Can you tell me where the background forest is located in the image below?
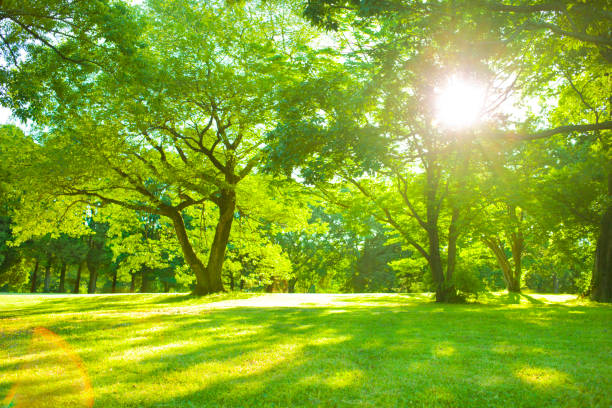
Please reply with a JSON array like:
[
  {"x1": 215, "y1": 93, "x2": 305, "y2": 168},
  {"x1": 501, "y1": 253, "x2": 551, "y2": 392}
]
[{"x1": 0, "y1": 0, "x2": 610, "y2": 303}]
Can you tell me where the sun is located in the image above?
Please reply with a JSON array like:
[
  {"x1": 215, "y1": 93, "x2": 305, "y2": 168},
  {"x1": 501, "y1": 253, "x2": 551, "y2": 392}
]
[{"x1": 435, "y1": 76, "x2": 486, "y2": 130}]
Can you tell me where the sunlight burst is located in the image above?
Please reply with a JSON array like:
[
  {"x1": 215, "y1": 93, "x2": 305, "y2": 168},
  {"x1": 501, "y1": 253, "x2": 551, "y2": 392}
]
[{"x1": 435, "y1": 76, "x2": 486, "y2": 129}]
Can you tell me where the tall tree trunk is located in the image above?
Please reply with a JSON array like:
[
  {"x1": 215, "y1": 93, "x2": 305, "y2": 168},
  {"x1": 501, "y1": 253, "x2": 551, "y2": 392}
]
[
  {"x1": 130, "y1": 273, "x2": 136, "y2": 293},
  {"x1": 484, "y1": 237, "x2": 521, "y2": 293},
  {"x1": 288, "y1": 277, "x2": 298, "y2": 293},
  {"x1": 591, "y1": 167, "x2": 612, "y2": 302},
  {"x1": 111, "y1": 268, "x2": 118, "y2": 293},
  {"x1": 424, "y1": 161, "x2": 457, "y2": 303},
  {"x1": 170, "y1": 210, "x2": 211, "y2": 295},
  {"x1": 73, "y1": 262, "x2": 82, "y2": 294},
  {"x1": 163, "y1": 281, "x2": 170, "y2": 293},
  {"x1": 140, "y1": 267, "x2": 149, "y2": 293},
  {"x1": 30, "y1": 259, "x2": 39, "y2": 293},
  {"x1": 428, "y1": 228, "x2": 447, "y2": 302},
  {"x1": 591, "y1": 204, "x2": 612, "y2": 302},
  {"x1": 205, "y1": 190, "x2": 236, "y2": 293},
  {"x1": 509, "y1": 211, "x2": 524, "y2": 293},
  {"x1": 229, "y1": 271, "x2": 234, "y2": 291},
  {"x1": 43, "y1": 256, "x2": 52, "y2": 292},
  {"x1": 425, "y1": 170, "x2": 445, "y2": 302},
  {"x1": 446, "y1": 207, "x2": 460, "y2": 285},
  {"x1": 57, "y1": 262, "x2": 66, "y2": 293},
  {"x1": 88, "y1": 268, "x2": 97, "y2": 294}
]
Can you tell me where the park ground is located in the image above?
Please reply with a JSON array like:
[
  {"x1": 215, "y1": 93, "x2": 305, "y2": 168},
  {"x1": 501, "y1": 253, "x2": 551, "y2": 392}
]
[{"x1": 0, "y1": 292, "x2": 611, "y2": 407}]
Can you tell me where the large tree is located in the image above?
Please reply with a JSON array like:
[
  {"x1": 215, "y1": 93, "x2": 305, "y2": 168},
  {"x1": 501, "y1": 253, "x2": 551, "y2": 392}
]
[
  {"x1": 267, "y1": 2, "x2": 518, "y2": 301},
  {"x1": 6, "y1": 0, "x2": 316, "y2": 295},
  {"x1": 297, "y1": 0, "x2": 612, "y2": 301}
]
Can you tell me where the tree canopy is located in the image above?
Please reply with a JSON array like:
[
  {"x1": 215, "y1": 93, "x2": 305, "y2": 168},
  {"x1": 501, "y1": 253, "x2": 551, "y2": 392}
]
[{"x1": 0, "y1": 0, "x2": 609, "y2": 302}]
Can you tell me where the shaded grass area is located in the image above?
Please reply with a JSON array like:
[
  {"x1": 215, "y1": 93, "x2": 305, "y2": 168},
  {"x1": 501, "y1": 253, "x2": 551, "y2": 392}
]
[{"x1": 1, "y1": 293, "x2": 611, "y2": 407}]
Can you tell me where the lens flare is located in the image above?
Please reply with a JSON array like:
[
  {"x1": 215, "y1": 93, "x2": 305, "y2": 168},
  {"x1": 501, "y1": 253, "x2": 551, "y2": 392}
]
[
  {"x1": 435, "y1": 76, "x2": 486, "y2": 129},
  {"x1": 3, "y1": 327, "x2": 94, "y2": 408}
]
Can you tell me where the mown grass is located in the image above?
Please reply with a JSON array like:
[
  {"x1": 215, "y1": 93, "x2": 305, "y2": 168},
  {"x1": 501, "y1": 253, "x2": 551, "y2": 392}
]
[{"x1": 0, "y1": 292, "x2": 611, "y2": 407}]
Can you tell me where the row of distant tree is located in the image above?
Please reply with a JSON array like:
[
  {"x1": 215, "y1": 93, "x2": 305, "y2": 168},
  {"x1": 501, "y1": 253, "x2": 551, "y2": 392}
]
[{"x1": 0, "y1": 160, "x2": 591, "y2": 297}]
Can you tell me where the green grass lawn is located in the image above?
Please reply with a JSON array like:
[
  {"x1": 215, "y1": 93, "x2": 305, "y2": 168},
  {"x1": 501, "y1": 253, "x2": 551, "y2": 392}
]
[{"x1": 1, "y1": 292, "x2": 611, "y2": 407}]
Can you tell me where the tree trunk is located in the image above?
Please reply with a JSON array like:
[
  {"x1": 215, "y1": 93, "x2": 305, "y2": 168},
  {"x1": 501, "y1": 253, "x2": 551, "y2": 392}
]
[
  {"x1": 423, "y1": 163, "x2": 456, "y2": 303},
  {"x1": 111, "y1": 268, "x2": 118, "y2": 293},
  {"x1": 509, "y1": 222, "x2": 524, "y2": 293},
  {"x1": 73, "y1": 262, "x2": 82, "y2": 294},
  {"x1": 130, "y1": 273, "x2": 136, "y2": 293},
  {"x1": 507, "y1": 275, "x2": 521, "y2": 293},
  {"x1": 428, "y1": 228, "x2": 447, "y2": 302},
  {"x1": 170, "y1": 210, "x2": 211, "y2": 295},
  {"x1": 43, "y1": 256, "x2": 52, "y2": 293},
  {"x1": 288, "y1": 277, "x2": 298, "y2": 293},
  {"x1": 88, "y1": 268, "x2": 97, "y2": 294},
  {"x1": 591, "y1": 203, "x2": 612, "y2": 302},
  {"x1": 446, "y1": 207, "x2": 460, "y2": 285},
  {"x1": 484, "y1": 237, "x2": 521, "y2": 293},
  {"x1": 58, "y1": 262, "x2": 66, "y2": 293},
  {"x1": 30, "y1": 259, "x2": 39, "y2": 293},
  {"x1": 140, "y1": 267, "x2": 150, "y2": 293},
  {"x1": 591, "y1": 165, "x2": 612, "y2": 302},
  {"x1": 205, "y1": 190, "x2": 236, "y2": 293},
  {"x1": 163, "y1": 281, "x2": 170, "y2": 293},
  {"x1": 229, "y1": 271, "x2": 234, "y2": 291}
]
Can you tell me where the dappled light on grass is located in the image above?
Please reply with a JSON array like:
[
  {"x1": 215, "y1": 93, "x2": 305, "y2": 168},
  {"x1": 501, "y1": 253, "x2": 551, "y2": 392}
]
[
  {"x1": 1, "y1": 293, "x2": 611, "y2": 407},
  {"x1": 324, "y1": 369, "x2": 364, "y2": 389},
  {"x1": 479, "y1": 292, "x2": 582, "y2": 306},
  {"x1": 516, "y1": 366, "x2": 570, "y2": 387},
  {"x1": 433, "y1": 342, "x2": 456, "y2": 357}
]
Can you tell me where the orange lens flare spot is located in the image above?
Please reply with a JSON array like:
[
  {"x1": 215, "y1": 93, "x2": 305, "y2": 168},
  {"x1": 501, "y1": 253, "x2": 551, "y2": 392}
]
[{"x1": 4, "y1": 327, "x2": 94, "y2": 408}]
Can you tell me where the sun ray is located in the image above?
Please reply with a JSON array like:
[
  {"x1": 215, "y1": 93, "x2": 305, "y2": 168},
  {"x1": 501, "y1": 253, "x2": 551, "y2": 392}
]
[{"x1": 435, "y1": 76, "x2": 486, "y2": 129}]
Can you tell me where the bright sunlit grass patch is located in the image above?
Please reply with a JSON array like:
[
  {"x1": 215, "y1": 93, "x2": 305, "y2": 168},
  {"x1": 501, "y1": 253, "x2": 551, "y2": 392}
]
[
  {"x1": 515, "y1": 366, "x2": 569, "y2": 387},
  {"x1": 0, "y1": 293, "x2": 611, "y2": 407}
]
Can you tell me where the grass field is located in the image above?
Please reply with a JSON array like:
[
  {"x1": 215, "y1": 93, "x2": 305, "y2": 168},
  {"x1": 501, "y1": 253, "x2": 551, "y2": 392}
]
[{"x1": 1, "y1": 292, "x2": 611, "y2": 407}]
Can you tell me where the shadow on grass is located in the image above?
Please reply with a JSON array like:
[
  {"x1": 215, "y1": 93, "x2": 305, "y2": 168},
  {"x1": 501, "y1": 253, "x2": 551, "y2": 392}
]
[
  {"x1": 479, "y1": 292, "x2": 547, "y2": 305},
  {"x1": 0, "y1": 292, "x2": 258, "y2": 319},
  {"x1": 2, "y1": 295, "x2": 612, "y2": 407}
]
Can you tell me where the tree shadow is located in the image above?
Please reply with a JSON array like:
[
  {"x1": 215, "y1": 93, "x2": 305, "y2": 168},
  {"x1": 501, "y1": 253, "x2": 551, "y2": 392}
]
[{"x1": 2, "y1": 296, "x2": 611, "y2": 407}]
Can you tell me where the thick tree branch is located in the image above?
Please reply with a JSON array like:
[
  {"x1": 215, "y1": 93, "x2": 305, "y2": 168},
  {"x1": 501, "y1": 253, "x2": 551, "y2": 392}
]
[
  {"x1": 523, "y1": 21, "x2": 612, "y2": 48},
  {"x1": 175, "y1": 194, "x2": 207, "y2": 212},
  {"x1": 487, "y1": 2, "x2": 565, "y2": 13},
  {"x1": 238, "y1": 154, "x2": 261, "y2": 180},
  {"x1": 342, "y1": 176, "x2": 430, "y2": 260},
  {"x1": 395, "y1": 173, "x2": 427, "y2": 229},
  {"x1": 162, "y1": 124, "x2": 228, "y2": 173},
  {"x1": 8, "y1": 17, "x2": 101, "y2": 67},
  {"x1": 496, "y1": 120, "x2": 612, "y2": 140},
  {"x1": 62, "y1": 189, "x2": 165, "y2": 215}
]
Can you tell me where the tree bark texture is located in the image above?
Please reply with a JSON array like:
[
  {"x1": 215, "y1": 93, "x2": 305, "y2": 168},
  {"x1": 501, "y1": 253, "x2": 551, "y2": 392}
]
[
  {"x1": 591, "y1": 204, "x2": 612, "y2": 302},
  {"x1": 111, "y1": 268, "x2": 118, "y2": 293},
  {"x1": 58, "y1": 262, "x2": 66, "y2": 293},
  {"x1": 30, "y1": 259, "x2": 39, "y2": 293},
  {"x1": 87, "y1": 267, "x2": 97, "y2": 294},
  {"x1": 73, "y1": 262, "x2": 82, "y2": 294},
  {"x1": 484, "y1": 237, "x2": 522, "y2": 293},
  {"x1": 205, "y1": 189, "x2": 236, "y2": 293},
  {"x1": 140, "y1": 267, "x2": 150, "y2": 293},
  {"x1": 43, "y1": 256, "x2": 52, "y2": 292},
  {"x1": 170, "y1": 210, "x2": 211, "y2": 295}
]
